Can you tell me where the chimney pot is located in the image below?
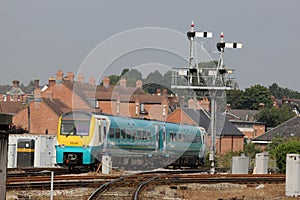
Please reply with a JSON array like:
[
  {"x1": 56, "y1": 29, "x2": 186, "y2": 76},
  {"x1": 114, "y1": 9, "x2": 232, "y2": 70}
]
[
  {"x1": 103, "y1": 77, "x2": 110, "y2": 88},
  {"x1": 34, "y1": 79, "x2": 40, "y2": 89},
  {"x1": 66, "y1": 72, "x2": 74, "y2": 82},
  {"x1": 89, "y1": 76, "x2": 96, "y2": 86},
  {"x1": 136, "y1": 80, "x2": 143, "y2": 88},
  {"x1": 119, "y1": 78, "x2": 126, "y2": 88},
  {"x1": 77, "y1": 73, "x2": 84, "y2": 83},
  {"x1": 12, "y1": 80, "x2": 19, "y2": 88},
  {"x1": 48, "y1": 77, "x2": 56, "y2": 86},
  {"x1": 56, "y1": 70, "x2": 63, "y2": 83}
]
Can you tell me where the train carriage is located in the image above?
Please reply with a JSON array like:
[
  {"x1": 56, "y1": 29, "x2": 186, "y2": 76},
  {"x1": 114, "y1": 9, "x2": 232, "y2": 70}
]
[{"x1": 56, "y1": 111, "x2": 207, "y2": 170}]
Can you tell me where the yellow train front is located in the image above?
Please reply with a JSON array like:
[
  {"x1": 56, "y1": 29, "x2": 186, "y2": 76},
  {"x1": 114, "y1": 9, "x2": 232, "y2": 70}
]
[
  {"x1": 56, "y1": 111, "x2": 207, "y2": 169},
  {"x1": 56, "y1": 111, "x2": 109, "y2": 169}
]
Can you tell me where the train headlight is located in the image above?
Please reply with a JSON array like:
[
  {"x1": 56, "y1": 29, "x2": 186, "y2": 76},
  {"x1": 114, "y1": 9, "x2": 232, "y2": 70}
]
[
  {"x1": 59, "y1": 144, "x2": 65, "y2": 148},
  {"x1": 82, "y1": 144, "x2": 90, "y2": 148}
]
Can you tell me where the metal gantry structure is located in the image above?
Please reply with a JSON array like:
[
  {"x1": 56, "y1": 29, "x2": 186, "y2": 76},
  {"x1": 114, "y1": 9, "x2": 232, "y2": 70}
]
[{"x1": 171, "y1": 22, "x2": 242, "y2": 174}]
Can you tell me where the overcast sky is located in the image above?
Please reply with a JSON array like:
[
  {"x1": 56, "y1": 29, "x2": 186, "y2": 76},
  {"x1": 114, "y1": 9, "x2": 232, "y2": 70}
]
[{"x1": 1, "y1": 0, "x2": 299, "y2": 91}]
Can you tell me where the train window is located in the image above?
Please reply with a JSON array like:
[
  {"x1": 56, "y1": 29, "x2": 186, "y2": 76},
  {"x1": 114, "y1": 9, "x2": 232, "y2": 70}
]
[
  {"x1": 131, "y1": 129, "x2": 136, "y2": 140},
  {"x1": 75, "y1": 121, "x2": 90, "y2": 136},
  {"x1": 140, "y1": 130, "x2": 144, "y2": 140},
  {"x1": 170, "y1": 132, "x2": 176, "y2": 142},
  {"x1": 192, "y1": 135, "x2": 200, "y2": 143},
  {"x1": 61, "y1": 120, "x2": 90, "y2": 136},
  {"x1": 178, "y1": 133, "x2": 182, "y2": 142},
  {"x1": 109, "y1": 128, "x2": 114, "y2": 138},
  {"x1": 61, "y1": 122, "x2": 76, "y2": 136},
  {"x1": 146, "y1": 131, "x2": 151, "y2": 140},
  {"x1": 121, "y1": 129, "x2": 126, "y2": 139},
  {"x1": 137, "y1": 129, "x2": 142, "y2": 140},
  {"x1": 125, "y1": 129, "x2": 131, "y2": 140},
  {"x1": 115, "y1": 128, "x2": 121, "y2": 139}
]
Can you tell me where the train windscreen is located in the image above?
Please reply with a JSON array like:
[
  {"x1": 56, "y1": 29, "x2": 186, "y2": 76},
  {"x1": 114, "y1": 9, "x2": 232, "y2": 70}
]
[{"x1": 61, "y1": 120, "x2": 90, "y2": 136}]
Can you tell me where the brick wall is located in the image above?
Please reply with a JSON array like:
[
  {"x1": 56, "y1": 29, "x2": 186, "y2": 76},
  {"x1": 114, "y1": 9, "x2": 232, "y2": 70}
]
[
  {"x1": 28, "y1": 101, "x2": 59, "y2": 134},
  {"x1": 166, "y1": 109, "x2": 196, "y2": 125},
  {"x1": 207, "y1": 135, "x2": 245, "y2": 154},
  {"x1": 42, "y1": 83, "x2": 90, "y2": 110}
]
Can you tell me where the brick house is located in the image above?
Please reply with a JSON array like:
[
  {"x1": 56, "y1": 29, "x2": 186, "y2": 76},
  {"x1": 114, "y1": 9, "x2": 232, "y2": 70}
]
[
  {"x1": 226, "y1": 108, "x2": 266, "y2": 142},
  {"x1": 12, "y1": 70, "x2": 97, "y2": 134},
  {"x1": 167, "y1": 107, "x2": 244, "y2": 154},
  {"x1": 96, "y1": 77, "x2": 170, "y2": 121}
]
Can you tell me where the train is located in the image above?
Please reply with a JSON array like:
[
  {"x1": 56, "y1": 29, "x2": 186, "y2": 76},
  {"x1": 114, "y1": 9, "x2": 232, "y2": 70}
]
[{"x1": 55, "y1": 111, "x2": 207, "y2": 170}]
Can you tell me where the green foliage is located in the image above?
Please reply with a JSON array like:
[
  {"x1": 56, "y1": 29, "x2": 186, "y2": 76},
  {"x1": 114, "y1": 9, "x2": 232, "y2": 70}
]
[
  {"x1": 243, "y1": 85, "x2": 273, "y2": 109},
  {"x1": 254, "y1": 105, "x2": 296, "y2": 127},
  {"x1": 121, "y1": 69, "x2": 142, "y2": 82},
  {"x1": 244, "y1": 142, "x2": 261, "y2": 159},
  {"x1": 272, "y1": 139, "x2": 300, "y2": 173},
  {"x1": 217, "y1": 151, "x2": 242, "y2": 168},
  {"x1": 108, "y1": 75, "x2": 120, "y2": 85},
  {"x1": 226, "y1": 89, "x2": 245, "y2": 109},
  {"x1": 142, "y1": 70, "x2": 164, "y2": 94},
  {"x1": 266, "y1": 137, "x2": 285, "y2": 159},
  {"x1": 269, "y1": 82, "x2": 300, "y2": 99},
  {"x1": 226, "y1": 85, "x2": 273, "y2": 110}
]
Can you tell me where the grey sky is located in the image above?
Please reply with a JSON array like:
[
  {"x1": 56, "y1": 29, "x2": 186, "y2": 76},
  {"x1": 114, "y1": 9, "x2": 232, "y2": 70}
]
[{"x1": 0, "y1": 0, "x2": 299, "y2": 91}]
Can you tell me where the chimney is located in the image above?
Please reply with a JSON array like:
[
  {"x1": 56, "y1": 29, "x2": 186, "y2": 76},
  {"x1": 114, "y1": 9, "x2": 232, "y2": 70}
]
[
  {"x1": 13, "y1": 94, "x2": 18, "y2": 102},
  {"x1": 226, "y1": 104, "x2": 231, "y2": 110},
  {"x1": 136, "y1": 80, "x2": 143, "y2": 88},
  {"x1": 12, "y1": 80, "x2": 19, "y2": 88},
  {"x1": 88, "y1": 76, "x2": 96, "y2": 86},
  {"x1": 259, "y1": 103, "x2": 265, "y2": 110},
  {"x1": 77, "y1": 73, "x2": 84, "y2": 83},
  {"x1": 103, "y1": 76, "x2": 110, "y2": 88},
  {"x1": 34, "y1": 88, "x2": 42, "y2": 102},
  {"x1": 157, "y1": 88, "x2": 161, "y2": 96},
  {"x1": 48, "y1": 77, "x2": 56, "y2": 86},
  {"x1": 56, "y1": 70, "x2": 63, "y2": 83},
  {"x1": 188, "y1": 98, "x2": 197, "y2": 109},
  {"x1": 162, "y1": 89, "x2": 168, "y2": 96},
  {"x1": 34, "y1": 79, "x2": 40, "y2": 89},
  {"x1": 67, "y1": 72, "x2": 74, "y2": 82},
  {"x1": 198, "y1": 98, "x2": 210, "y2": 111},
  {"x1": 119, "y1": 78, "x2": 126, "y2": 88}
]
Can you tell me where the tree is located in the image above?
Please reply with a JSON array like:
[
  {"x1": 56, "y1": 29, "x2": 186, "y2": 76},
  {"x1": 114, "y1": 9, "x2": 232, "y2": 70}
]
[
  {"x1": 254, "y1": 105, "x2": 296, "y2": 127},
  {"x1": 107, "y1": 75, "x2": 120, "y2": 85},
  {"x1": 269, "y1": 82, "x2": 300, "y2": 99},
  {"x1": 242, "y1": 85, "x2": 273, "y2": 110},
  {"x1": 226, "y1": 89, "x2": 245, "y2": 109},
  {"x1": 226, "y1": 85, "x2": 273, "y2": 110},
  {"x1": 142, "y1": 70, "x2": 164, "y2": 94},
  {"x1": 271, "y1": 139, "x2": 300, "y2": 173}
]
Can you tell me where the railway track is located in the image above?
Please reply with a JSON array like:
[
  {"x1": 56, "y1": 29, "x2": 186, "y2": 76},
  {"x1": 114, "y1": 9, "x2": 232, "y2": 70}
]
[{"x1": 87, "y1": 173, "x2": 286, "y2": 200}]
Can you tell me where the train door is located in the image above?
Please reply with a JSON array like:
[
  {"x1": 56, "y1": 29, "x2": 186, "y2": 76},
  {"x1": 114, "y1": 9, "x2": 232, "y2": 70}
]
[
  {"x1": 17, "y1": 139, "x2": 35, "y2": 168},
  {"x1": 162, "y1": 125, "x2": 166, "y2": 153},
  {"x1": 100, "y1": 119, "x2": 108, "y2": 152},
  {"x1": 155, "y1": 125, "x2": 159, "y2": 152},
  {"x1": 155, "y1": 124, "x2": 166, "y2": 152}
]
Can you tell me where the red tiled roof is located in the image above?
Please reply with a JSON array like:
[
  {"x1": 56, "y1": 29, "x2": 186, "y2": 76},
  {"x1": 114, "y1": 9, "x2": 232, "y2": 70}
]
[
  {"x1": 0, "y1": 101, "x2": 24, "y2": 115},
  {"x1": 42, "y1": 98, "x2": 71, "y2": 116}
]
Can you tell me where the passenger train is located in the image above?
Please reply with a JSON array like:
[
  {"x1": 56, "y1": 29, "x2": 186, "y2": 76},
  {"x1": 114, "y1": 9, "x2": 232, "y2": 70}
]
[{"x1": 56, "y1": 111, "x2": 207, "y2": 169}]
